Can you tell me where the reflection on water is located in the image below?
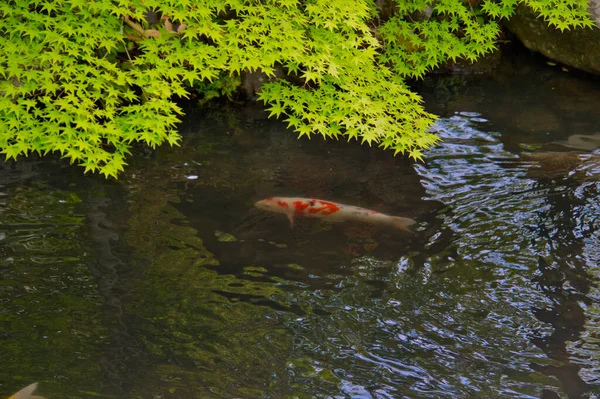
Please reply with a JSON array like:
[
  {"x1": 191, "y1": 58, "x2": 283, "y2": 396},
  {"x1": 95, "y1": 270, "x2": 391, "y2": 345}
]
[
  {"x1": 0, "y1": 177, "x2": 108, "y2": 396},
  {"x1": 2, "y1": 52, "x2": 600, "y2": 398},
  {"x1": 416, "y1": 113, "x2": 600, "y2": 398}
]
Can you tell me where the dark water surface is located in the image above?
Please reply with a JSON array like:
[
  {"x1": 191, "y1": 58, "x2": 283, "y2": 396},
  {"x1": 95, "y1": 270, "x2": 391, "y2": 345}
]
[{"x1": 2, "y1": 53, "x2": 600, "y2": 398}]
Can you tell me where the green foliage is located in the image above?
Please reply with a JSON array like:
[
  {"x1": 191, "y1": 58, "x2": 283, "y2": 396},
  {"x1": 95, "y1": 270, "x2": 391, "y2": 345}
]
[
  {"x1": 521, "y1": 0, "x2": 594, "y2": 30},
  {"x1": 0, "y1": 0, "x2": 594, "y2": 177},
  {"x1": 193, "y1": 74, "x2": 242, "y2": 105},
  {"x1": 381, "y1": 0, "x2": 594, "y2": 79},
  {"x1": 0, "y1": 0, "x2": 185, "y2": 178},
  {"x1": 256, "y1": 0, "x2": 438, "y2": 160},
  {"x1": 380, "y1": 0, "x2": 500, "y2": 78}
]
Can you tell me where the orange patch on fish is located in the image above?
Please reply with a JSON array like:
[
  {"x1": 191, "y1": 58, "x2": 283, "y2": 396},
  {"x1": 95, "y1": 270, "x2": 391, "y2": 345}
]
[
  {"x1": 307, "y1": 200, "x2": 340, "y2": 216},
  {"x1": 277, "y1": 201, "x2": 289, "y2": 208},
  {"x1": 293, "y1": 201, "x2": 310, "y2": 214}
]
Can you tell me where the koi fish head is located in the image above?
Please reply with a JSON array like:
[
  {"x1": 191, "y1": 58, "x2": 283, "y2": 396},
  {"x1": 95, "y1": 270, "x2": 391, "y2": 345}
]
[
  {"x1": 255, "y1": 197, "x2": 291, "y2": 214},
  {"x1": 255, "y1": 197, "x2": 274, "y2": 210}
]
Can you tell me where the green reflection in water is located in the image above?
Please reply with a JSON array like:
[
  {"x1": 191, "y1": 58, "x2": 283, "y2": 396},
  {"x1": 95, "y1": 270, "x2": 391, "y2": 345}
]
[
  {"x1": 0, "y1": 183, "x2": 106, "y2": 397},
  {"x1": 121, "y1": 173, "x2": 301, "y2": 398}
]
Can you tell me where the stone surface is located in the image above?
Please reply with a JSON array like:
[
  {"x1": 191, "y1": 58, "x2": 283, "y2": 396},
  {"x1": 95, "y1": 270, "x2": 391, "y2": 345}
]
[{"x1": 504, "y1": 3, "x2": 600, "y2": 75}]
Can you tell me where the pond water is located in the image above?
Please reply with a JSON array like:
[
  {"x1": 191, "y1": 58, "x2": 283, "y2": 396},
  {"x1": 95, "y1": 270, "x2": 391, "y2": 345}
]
[{"x1": 2, "y1": 51, "x2": 600, "y2": 398}]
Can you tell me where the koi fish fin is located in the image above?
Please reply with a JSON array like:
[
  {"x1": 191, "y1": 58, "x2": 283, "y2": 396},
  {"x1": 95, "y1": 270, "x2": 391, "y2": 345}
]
[
  {"x1": 8, "y1": 382, "x2": 45, "y2": 399},
  {"x1": 286, "y1": 213, "x2": 295, "y2": 227},
  {"x1": 391, "y1": 216, "x2": 416, "y2": 233}
]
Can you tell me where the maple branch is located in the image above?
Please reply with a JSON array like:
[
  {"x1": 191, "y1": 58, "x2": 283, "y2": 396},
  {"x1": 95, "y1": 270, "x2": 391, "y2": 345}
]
[{"x1": 123, "y1": 15, "x2": 187, "y2": 41}]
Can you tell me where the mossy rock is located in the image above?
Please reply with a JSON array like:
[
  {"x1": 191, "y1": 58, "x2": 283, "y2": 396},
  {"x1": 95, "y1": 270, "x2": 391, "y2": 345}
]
[{"x1": 504, "y1": 3, "x2": 600, "y2": 75}]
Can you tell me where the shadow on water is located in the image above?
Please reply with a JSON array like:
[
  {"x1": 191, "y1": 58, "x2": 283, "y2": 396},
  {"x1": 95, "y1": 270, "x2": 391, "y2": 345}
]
[{"x1": 2, "y1": 48, "x2": 600, "y2": 398}]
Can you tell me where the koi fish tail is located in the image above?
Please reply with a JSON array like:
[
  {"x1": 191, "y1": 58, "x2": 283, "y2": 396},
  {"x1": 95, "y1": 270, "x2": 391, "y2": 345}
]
[{"x1": 390, "y1": 216, "x2": 416, "y2": 233}]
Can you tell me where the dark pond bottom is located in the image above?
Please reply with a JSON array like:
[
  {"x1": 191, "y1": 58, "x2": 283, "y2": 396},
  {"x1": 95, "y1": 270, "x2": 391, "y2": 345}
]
[{"x1": 1, "y1": 50, "x2": 600, "y2": 398}]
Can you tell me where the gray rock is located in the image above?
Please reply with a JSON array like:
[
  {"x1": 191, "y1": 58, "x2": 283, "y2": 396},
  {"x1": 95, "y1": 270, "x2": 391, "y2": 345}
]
[{"x1": 504, "y1": 3, "x2": 600, "y2": 74}]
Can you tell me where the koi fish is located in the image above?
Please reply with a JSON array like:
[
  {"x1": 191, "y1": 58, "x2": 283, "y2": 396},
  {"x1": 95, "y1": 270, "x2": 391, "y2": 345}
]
[
  {"x1": 255, "y1": 197, "x2": 416, "y2": 232},
  {"x1": 8, "y1": 383, "x2": 45, "y2": 399}
]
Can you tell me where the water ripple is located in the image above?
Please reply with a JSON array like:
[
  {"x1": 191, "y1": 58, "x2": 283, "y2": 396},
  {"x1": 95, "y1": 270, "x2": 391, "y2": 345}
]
[{"x1": 412, "y1": 112, "x2": 600, "y2": 397}]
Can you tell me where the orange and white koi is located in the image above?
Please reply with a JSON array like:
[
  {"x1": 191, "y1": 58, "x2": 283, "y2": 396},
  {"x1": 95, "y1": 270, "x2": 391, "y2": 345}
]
[
  {"x1": 8, "y1": 383, "x2": 45, "y2": 399},
  {"x1": 255, "y1": 197, "x2": 416, "y2": 232}
]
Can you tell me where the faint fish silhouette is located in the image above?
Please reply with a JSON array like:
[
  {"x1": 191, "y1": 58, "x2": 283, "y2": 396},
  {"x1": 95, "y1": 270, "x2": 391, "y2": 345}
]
[{"x1": 8, "y1": 383, "x2": 45, "y2": 399}]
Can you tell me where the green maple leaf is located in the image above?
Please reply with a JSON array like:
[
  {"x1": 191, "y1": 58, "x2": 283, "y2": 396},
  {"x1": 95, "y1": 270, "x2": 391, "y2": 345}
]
[
  {"x1": 267, "y1": 103, "x2": 286, "y2": 118},
  {"x1": 296, "y1": 124, "x2": 312, "y2": 138}
]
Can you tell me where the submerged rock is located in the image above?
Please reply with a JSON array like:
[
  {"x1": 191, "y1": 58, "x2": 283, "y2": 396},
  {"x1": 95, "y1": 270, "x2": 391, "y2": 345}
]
[
  {"x1": 504, "y1": 3, "x2": 600, "y2": 75},
  {"x1": 555, "y1": 133, "x2": 600, "y2": 151},
  {"x1": 519, "y1": 152, "x2": 600, "y2": 180}
]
